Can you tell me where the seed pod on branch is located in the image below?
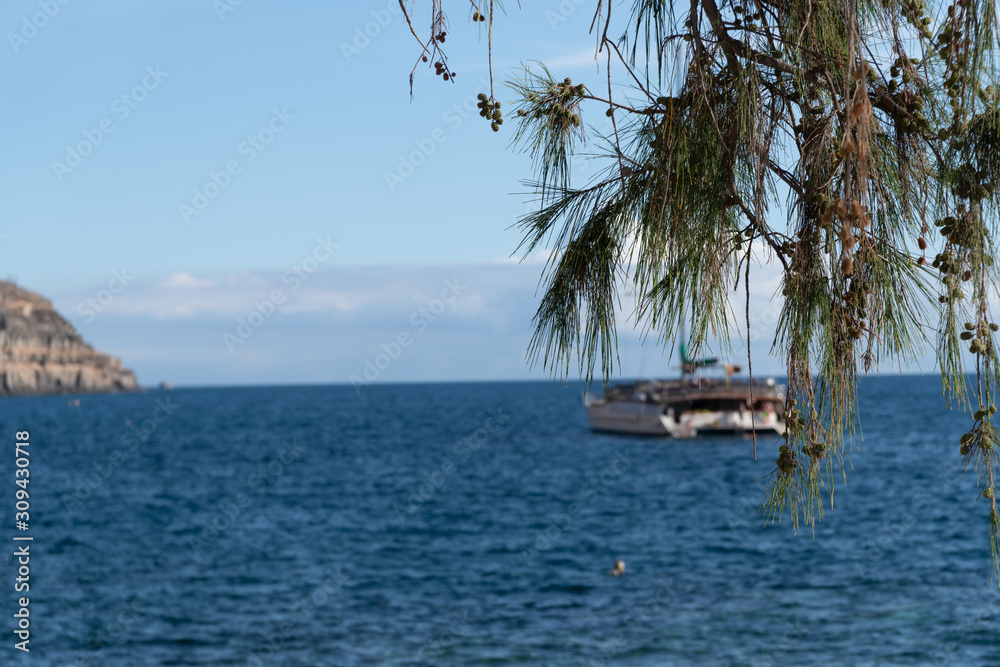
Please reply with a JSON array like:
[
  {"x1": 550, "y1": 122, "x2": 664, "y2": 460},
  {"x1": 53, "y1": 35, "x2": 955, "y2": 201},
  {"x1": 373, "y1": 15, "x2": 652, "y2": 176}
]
[
  {"x1": 849, "y1": 100, "x2": 869, "y2": 123},
  {"x1": 839, "y1": 220, "x2": 851, "y2": 241},
  {"x1": 849, "y1": 200, "x2": 862, "y2": 221},
  {"x1": 835, "y1": 199, "x2": 848, "y2": 220}
]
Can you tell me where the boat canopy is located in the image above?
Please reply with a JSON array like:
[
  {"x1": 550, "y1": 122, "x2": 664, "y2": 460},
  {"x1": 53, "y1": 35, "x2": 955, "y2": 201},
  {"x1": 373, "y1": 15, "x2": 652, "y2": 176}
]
[{"x1": 679, "y1": 342, "x2": 719, "y2": 370}]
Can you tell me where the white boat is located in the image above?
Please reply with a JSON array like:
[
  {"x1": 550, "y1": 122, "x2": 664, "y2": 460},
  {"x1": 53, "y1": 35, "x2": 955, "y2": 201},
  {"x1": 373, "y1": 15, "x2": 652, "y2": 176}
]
[
  {"x1": 583, "y1": 380, "x2": 677, "y2": 435},
  {"x1": 583, "y1": 343, "x2": 786, "y2": 438},
  {"x1": 584, "y1": 378, "x2": 785, "y2": 437}
]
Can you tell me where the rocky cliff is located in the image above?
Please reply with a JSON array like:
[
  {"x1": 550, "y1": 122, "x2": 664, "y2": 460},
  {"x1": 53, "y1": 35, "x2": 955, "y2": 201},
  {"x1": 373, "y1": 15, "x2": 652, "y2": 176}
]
[{"x1": 0, "y1": 281, "x2": 138, "y2": 396}]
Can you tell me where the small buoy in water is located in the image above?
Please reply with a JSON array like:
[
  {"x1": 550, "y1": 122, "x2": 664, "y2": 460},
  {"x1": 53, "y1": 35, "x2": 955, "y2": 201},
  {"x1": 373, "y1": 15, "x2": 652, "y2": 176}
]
[{"x1": 609, "y1": 559, "x2": 625, "y2": 577}]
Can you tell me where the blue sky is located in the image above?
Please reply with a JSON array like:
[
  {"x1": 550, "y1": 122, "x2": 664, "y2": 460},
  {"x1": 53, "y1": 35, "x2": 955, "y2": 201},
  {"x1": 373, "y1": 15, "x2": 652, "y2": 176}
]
[{"x1": 0, "y1": 0, "x2": 936, "y2": 386}]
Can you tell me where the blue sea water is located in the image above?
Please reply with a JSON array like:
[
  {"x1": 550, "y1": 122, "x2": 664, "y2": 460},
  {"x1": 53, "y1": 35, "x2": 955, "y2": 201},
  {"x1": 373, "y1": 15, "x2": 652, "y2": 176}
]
[{"x1": 0, "y1": 376, "x2": 998, "y2": 666}]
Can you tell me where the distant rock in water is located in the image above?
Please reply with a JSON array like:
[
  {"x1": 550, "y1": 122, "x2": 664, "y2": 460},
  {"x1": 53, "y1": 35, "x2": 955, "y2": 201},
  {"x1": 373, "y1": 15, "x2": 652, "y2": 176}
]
[{"x1": 0, "y1": 281, "x2": 138, "y2": 396}]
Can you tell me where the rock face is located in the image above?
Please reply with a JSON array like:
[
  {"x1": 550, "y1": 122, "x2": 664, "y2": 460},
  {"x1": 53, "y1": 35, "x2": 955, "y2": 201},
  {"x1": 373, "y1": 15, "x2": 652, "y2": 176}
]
[{"x1": 0, "y1": 281, "x2": 138, "y2": 396}]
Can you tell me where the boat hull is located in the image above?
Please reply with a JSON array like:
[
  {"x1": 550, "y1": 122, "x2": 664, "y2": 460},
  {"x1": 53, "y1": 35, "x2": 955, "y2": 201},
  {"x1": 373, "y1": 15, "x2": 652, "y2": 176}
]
[
  {"x1": 583, "y1": 397, "x2": 670, "y2": 435},
  {"x1": 660, "y1": 411, "x2": 785, "y2": 438}
]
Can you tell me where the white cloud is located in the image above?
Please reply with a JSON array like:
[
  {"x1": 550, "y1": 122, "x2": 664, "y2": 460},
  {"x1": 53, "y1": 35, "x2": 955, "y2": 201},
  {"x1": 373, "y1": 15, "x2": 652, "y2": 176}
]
[
  {"x1": 539, "y1": 47, "x2": 600, "y2": 70},
  {"x1": 161, "y1": 273, "x2": 214, "y2": 289},
  {"x1": 493, "y1": 248, "x2": 556, "y2": 266},
  {"x1": 40, "y1": 260, "x2": 862, "y2": 386},
  {"x1": 52, "y1": 264, "x2": 544, "y2": 322}
]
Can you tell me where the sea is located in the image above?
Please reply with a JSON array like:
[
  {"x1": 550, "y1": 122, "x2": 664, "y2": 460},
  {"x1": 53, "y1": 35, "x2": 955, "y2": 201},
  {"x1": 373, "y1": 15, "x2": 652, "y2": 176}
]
[{"x1": 0, "y1": 375, "x2": 998, "y2": 666}]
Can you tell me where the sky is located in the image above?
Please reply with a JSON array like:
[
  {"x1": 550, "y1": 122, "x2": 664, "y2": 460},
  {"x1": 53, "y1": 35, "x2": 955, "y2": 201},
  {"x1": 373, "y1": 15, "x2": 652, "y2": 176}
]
[{"x1": 0, "y1": 0, "x2": 939, "y2": 387}]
